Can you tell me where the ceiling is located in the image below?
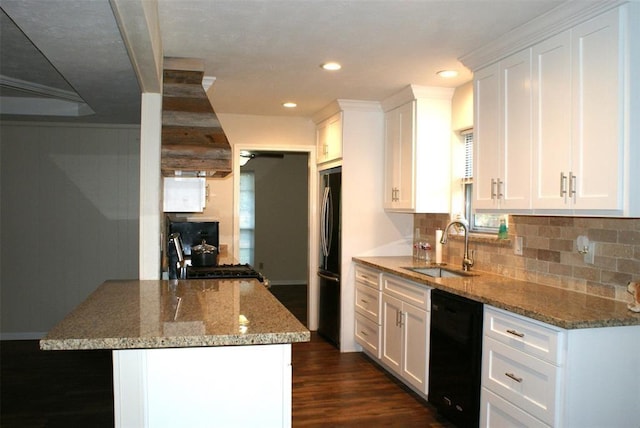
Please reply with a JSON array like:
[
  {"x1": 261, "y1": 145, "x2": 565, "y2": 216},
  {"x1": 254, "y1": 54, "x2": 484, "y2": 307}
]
[{"x1": 0, "y1": 0, "x2": 567, "y2": 124}]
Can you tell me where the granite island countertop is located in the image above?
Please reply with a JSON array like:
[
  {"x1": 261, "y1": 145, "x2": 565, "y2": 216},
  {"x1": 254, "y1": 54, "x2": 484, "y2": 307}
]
[
  {"x1": 354, "y1": 256, "x2": 640, "y2": 330},
  {"x1": 40, "y1": 279, "x2": 310, "y2": 350}
]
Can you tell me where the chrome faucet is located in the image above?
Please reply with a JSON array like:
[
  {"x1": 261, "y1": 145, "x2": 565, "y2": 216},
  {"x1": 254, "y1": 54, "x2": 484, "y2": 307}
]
[{"x1": 440, "y1": 219, "x2": 475, "y2": 271}]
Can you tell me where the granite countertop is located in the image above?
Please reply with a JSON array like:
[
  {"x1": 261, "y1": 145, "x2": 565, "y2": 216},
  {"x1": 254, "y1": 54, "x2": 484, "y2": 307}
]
[
  {"x1": 40, "y1": 279, "x2": 310, "y2": 351},
  {"x1": 353, "y1": 256, "x2": 640, "y2": 330}
]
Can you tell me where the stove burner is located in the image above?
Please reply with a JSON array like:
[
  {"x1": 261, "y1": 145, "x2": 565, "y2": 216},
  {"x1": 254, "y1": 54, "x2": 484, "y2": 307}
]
[{"x1": 186, "y1": 263, "x2": 264, "y2": 282}]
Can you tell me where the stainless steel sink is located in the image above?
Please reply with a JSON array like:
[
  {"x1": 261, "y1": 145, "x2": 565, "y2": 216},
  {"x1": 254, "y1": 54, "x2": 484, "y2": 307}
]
[{"x1": 404, "y1": 266, "x2": 474, "y2": 278}]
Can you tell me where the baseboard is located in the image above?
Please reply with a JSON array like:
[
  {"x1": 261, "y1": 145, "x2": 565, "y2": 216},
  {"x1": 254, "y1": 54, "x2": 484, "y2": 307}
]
[
  {"x1": 268, "y1": 280, "x2": 308, "y2": 286},
  {"x1": 1, "y1": 332, "x2": 46, "y2": 340}
]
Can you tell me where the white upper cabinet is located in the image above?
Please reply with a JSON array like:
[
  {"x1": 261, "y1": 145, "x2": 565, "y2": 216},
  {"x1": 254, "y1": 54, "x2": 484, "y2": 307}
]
[
  {"x1": 474, "y1": 49, "x2": 532, "y2": 211},
  {"x1": 382, "y1": 85, "x2": 454, "y2": 213},
  {"x1": 315, "y1": 111, "x2": 343, "y2": 165},
  {"x1": 468, "y1": 3, "x2": 639, "y2": 216},
  {"x1": 533, "y1": 10, "x2": 623, "y2": 212}
]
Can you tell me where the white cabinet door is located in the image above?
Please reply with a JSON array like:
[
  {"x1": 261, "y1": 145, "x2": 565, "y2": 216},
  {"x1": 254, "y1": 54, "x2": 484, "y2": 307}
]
[
  {"x1": 474, "y1": 51, "x2": 531, "y2": 211},
  {"x1": 383, "y1": 102, "x2": 414, "y2": 211},
  {"x1": 316, "y1": 112, "x2": 342, "y2": 164},
  {"x1": 474, "y1": 64, "x2": 501, "y2": 210},
  {"x1": 571, "y1": 9, "x2": 621, "y2": 211},
  {"x1": 401, "y1": 303, "x2": 429, "y2": 393},
  {"x1": 532, "y1": 31, "x2": 572, "y2": 209},
  {"x1": 501, "y1": 49, "x2": 532, "y2": 209},
  {"x1": 381, "y1": 293, "x2": 403, "y2": 374}
]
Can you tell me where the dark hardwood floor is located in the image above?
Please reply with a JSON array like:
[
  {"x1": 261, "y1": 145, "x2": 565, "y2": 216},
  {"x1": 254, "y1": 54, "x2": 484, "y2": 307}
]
[{"x1": 1, "y1": 285, "x2": 453, "y2": 427}]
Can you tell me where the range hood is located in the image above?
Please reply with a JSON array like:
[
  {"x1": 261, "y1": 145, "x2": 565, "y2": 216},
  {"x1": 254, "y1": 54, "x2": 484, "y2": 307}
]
[{"x1": 161, "y1": 57, "x2": 231, "y2": 178}]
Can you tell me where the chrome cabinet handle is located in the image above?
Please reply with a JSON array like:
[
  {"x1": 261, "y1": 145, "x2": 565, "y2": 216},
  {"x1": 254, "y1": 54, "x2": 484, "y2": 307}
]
[
  {"x1": 560, "y1": 172, "x2": 567, "y2": 198},
  {"x1": 569, "y1": 172, "x2": 576, "y2": 200},
  {"x1": 491, "y1": 178, "x2": 497, "y2": 200},
  {"x1": 505, "y1": 372, "x2": 523, "y2": 383},
  {"x1": 506, "y1": 328, "x2": 525, "y2": 338},
  {"x1": 497, "y1": 178, "x2": 504, "y2": 200}
]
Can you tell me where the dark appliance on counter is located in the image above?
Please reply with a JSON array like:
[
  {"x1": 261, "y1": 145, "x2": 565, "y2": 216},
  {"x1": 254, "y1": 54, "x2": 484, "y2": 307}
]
[
  {"x1": 428, "y1": 289, "x2": 483, "y2": 428},
  {"x1": 317, "y1": 167, "x2": 341, "y2": 347},
  {"x1": 166, "y1": 218, "x2": 264, "y2": 282},
  {"x1": 186, "y1": 263, "x2": 264, "y2": 282}
]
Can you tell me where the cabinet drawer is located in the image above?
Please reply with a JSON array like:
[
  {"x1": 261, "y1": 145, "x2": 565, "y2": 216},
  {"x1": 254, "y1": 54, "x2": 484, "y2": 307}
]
[
  {"x1": 484, "y1": 306, "x2": 564, "y2": 365},
  {"x1": 355, "y1": 282, "x2": 381, "y2": 323},
  {"x1": 355, "y1": 312, "x2": 380, "y2": 358},
  {"x1": 355, "y1": 265, "x2": 381, "y2": 290},
  {"x1": 481, "y1": 387, "x2": 551, "y2": 428},
  {"x1": 483, "y1": 337, "x2": 560, "y2": 426},
  {"x1": 382, "y1": 274, "x2": 430, "y2": 310}
]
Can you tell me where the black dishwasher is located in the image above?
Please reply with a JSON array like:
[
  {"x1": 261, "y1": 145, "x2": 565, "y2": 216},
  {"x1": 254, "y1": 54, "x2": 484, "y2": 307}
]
[{"x1": 428, "y1": 289, "x2": 483, "y2": 428}]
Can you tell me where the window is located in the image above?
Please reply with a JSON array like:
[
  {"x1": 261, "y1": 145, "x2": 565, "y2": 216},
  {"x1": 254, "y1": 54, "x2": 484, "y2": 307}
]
[
  {"x1": 462, "y1": 130, "x2": 501, "y2": 232},
  {"x1": 238, "y1": 171, "x2": 255, "y2": 265}
]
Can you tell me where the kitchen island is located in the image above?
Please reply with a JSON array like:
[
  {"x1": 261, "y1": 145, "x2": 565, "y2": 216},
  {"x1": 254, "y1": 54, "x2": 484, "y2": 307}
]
[{"x1": 40, "y1": 278, "x2": 310, "y2": 428}]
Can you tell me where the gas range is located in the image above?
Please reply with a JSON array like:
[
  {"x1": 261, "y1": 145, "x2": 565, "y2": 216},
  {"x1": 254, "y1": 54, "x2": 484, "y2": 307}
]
[{"x1": 185, "y1": 263, "x2": 264, "y2": 282}]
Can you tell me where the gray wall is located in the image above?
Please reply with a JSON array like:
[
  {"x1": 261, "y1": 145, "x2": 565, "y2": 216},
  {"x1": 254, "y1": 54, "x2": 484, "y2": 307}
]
[
  {"x1": 1, "y1": 122, "x2": 140, "y2": 338},
  {"x1": 242, "y1": 153, "x2": 308, "y2": 284}
]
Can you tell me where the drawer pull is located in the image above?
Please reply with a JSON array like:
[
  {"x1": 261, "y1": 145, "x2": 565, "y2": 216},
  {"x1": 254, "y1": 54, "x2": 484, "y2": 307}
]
[
  {"x1": 360, "y1": 299, "x2": 369, "y2": 304},
  {"x1": 360, "y1": 330, "x2": 368, "y2": 336},
  {"x1": 505, "y1": 372, "x2": 523, "y2": 383},
  {"x1": 506, "y1": 329, "x2": 525, "y2": 338}
]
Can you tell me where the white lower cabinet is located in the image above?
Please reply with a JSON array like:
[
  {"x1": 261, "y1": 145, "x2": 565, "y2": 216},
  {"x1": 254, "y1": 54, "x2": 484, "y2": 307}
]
[
  {"x1": 482, "y1": 388, "x2": 550, "y2": 428},
  {"x1": 353, "y1": 264, "x2": 431, "y2": 398},
  {"x1": 481, "y1": 306, "x2": 640, "y2": 428},
  {"x1": 380, "y1": 273, "x2": 431, "y2": 396},
  {"x1": 353, "y1": 265, "x2": 382, "y2": 358}
]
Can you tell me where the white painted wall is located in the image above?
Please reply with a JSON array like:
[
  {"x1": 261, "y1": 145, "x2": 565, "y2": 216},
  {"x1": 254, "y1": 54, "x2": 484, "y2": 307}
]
[{"x1": 340, "y1": 104, "x2": 413, "y2": 352}]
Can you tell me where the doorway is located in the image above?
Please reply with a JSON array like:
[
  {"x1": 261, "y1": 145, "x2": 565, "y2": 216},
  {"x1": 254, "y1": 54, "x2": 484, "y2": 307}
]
[{"x1": 239, "y1": 150, "x2": 311, "y2": 325}]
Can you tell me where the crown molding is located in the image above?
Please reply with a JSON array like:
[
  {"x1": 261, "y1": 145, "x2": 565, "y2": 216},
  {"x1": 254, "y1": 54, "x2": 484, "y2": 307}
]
[
  {"x1": 0, "y1": 74, "x2": 84, "y2": 102},
  {"x1": 459, "y1": 0, "x2": 628, "y2": 71}
]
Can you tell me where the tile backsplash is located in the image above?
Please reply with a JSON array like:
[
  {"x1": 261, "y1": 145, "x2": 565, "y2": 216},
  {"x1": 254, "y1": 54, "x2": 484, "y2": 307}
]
[{"x1": 414, "y1": 214, "x2": 640, "y2": 303}]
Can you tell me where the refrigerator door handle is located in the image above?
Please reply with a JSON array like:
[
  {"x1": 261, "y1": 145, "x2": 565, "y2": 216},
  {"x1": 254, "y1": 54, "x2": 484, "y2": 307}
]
[
  {"x1": 317, "y1": 271, "x2": 340, "y2": 282},
  {"x1": 321, "y1": 186, "x2": 330, "y2": 257}
]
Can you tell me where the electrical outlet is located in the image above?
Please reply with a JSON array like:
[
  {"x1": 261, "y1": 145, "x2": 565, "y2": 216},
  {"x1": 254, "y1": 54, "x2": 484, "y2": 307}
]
[{"x1": 514, "y1": 236, "x2": 523, "y2": 256}]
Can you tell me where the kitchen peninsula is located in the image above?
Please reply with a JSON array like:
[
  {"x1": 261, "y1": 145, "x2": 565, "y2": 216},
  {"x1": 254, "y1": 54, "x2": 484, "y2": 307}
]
[{"x1": 40, "y1": 278, "x2": 309, "y2": 428}]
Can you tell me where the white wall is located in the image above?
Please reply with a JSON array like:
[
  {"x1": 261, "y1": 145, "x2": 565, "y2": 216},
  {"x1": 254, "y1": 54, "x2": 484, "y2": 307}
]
[
  {"x1": 340, "y1": 103, "x2": 413, "y2": 352},
  {"x1": 0, "y1": 122, "x2": 140, "y2": 338}
]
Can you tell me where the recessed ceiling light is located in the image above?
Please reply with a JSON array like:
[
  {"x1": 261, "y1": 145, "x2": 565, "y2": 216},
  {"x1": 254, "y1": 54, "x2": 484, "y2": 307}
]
[
  {"x1": 437, "y1": 70, "x2": 458, "y2": 78},
  {"x1": 282, "y1": 102, "x2": 297, "y2": 108},
  {"x1": 321, "y1": 62, "x2": 342, "y2": 71}
]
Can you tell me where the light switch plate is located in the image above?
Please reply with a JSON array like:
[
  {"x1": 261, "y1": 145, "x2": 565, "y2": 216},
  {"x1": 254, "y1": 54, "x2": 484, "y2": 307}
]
[{"x1": 514, "y1": 236, "x2": 523, "y2": 256}]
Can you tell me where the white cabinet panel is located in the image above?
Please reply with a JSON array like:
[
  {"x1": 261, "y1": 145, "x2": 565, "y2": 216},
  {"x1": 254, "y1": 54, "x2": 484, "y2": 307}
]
[
  {"x1": 570, "y1": 9, "x2": 621, "y2": 211},
  {"x1": 401, "y1": 302, "x2": 429, "y2": 393},
  {"x1": 532, "y1": 31, "x2": 572, "y2": 210},
  {"x1": 381, "y1": 293, "x2": 403, "y2": 374},
  {"x1": 474, "y1": 49, "x2": 532, "y2": 211},
  {"x1": 355, "y1": 282, "x2": 380, "y2": 323},
  {"x1": 383, "y1": 86, "x2": 453, "y2": 213},
  {"x1": 483, "y1": 306, "x2": 564, "y2": 365},
  {"x1": 481, "y1": 388, "x2": 550, "y2": 428},
  {"x1": 482, "y1": 337, "x2": 559, "y2": 426},
  {"x1": 316, "y1": 112, "x2": 342, "y2": 165},
  {"x1": 355, "y1": 312, "x2": 380, "y2": 358}
]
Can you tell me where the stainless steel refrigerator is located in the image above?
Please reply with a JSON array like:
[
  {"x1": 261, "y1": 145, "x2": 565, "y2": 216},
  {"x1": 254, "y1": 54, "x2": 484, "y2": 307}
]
[{"x1": 317, "y1": 167, "x2": 341, "y2": 347}]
